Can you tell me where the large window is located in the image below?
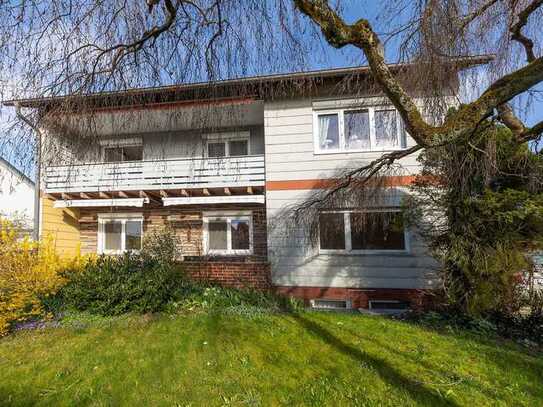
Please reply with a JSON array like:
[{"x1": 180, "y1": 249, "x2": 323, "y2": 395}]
[
  {"x1": 319, "y1": 210, "x2": 407, "y2": 253},
  {"x1": 98, "y1": 214, "x2": 143, "y2": 254},
  {"x1": 203, "y1": 211, "x2": 252, "y2": 255},
  {"x1": 314, "y1": 107, "x2": 405, "y2": 153}
]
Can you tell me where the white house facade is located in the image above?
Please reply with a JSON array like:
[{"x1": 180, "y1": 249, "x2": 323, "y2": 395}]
[{"x1": 3, "y1": 58, "x2": 490, "y2": 309}]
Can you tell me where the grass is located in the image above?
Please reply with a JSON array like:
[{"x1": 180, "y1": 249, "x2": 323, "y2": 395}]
[{"x1": 0, "y1": 311, "x2": 541, "y2": 406}]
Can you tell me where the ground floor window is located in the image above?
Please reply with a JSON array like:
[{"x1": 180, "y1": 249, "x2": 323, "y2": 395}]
[
  {"x1": 319, "y1": 209, "x2": 407, "y2": 254},
  {"x1": 203, "y1": 211, "x2": 252, "y2": 255},
  {"x1": 97, "y1": 214, "x2": 143, "y2": 254}
]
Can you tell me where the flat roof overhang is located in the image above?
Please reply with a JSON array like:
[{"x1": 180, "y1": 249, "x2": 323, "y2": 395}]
[{"x1": 3, "y1": 55, "x2": 494, "y2": 112}]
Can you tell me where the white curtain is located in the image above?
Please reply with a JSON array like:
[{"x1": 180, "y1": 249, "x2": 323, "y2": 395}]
[
  {"x1": 318, "y1": 114, "x2": 338, "y2": 149},
  {"x1": 374, "y1": 110, "x2": 398, "y2": 148}
]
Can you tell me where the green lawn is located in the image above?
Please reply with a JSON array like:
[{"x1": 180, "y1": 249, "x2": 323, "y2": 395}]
[{"x1": 0, "y1": 311, "x2": 541, "y2": 406}]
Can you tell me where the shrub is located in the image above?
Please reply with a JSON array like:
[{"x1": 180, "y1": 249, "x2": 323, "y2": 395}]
[
  {"x1": 405, "y1": 124, "x2": 543, "y2": 316},
  {"x1": 141, "y1": 227, "x2": 181, "y2": 265},
  {"x1": 168, "y1": 285, "x2": 303, "y2": 314},
  {"x1": 0, "y1": 218, "x2": 82, "y2": 335},
  {"x1": 60, "y1": 253, "x2": 185, "y2": 316}
]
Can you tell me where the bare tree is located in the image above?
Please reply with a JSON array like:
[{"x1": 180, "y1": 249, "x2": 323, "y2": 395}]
[
  {"x1": 0, "y1": 1, "x2": 542, "y2": 247},
  {"x1": 0, "y1": 0, "x2": 540, "y2": 183}
]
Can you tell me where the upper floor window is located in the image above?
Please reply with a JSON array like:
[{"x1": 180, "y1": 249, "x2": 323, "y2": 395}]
[
  {"x1": 98, "y1": 214, "x2": 143, "y2": 254},
  {"x1": 319, "y1": 209, "x2": 407, "y2": 254},
  {"x1": 314, "y1": 107, "x2": 406, "y2": 153},
  {"x1": 207, "y1": 138, "x2": 249, "y2": 158},
  {"x1": 103, "y1": 145, "x2": 143, "y2": 162}
]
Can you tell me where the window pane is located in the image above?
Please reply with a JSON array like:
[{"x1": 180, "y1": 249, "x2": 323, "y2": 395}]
[
  {"x1": 350, "y1": 212, "x2": 405, "y2": 250},
  {"x1": 374, "y1": 110, "x2": 399, "y2": 149},
  {"x1": 319, "y1": 213, "x2": 345, "y2": 250},
  {"x1": 104, "y1": 221, "x2": 122, "y2": 251},
  {"x1": 229, "y1": 140, "x2": 248, "y2": 156},
  {"x1": 125, "y1": 220, "x2": 142, "y2": 251},
  {"x1": 104, "y1": 147, "x2": 124, "y2": 162},
  {"x1": 209, "y1": 220, "x2": 228, "y2": 250},
  {"x1": 123, "y1": 146, "x2": 143, "y2": 161},
  {"x1": 317, "y1": 114, "x2": 339, "y2": 150},
  {"x1": 208, "y1": 142, "x2": 226, "y2": 157},
  {"x1": 231, "y1": 219, "x2": 250, "y2": 250},
  {"x1": 345, "y1": 110, "x2": 370, "y2": 150}
]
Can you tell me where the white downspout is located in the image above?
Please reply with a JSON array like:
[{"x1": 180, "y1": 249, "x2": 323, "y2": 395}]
[{"x1": 14, "y1": 102, "x2": 42, "y2": 241}]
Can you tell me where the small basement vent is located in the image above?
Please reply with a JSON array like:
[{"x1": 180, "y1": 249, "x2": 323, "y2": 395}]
[
  {"x1": 368, "y1": 300, "x2": 409, "y2": 310},
  {"x1": 310, "y1": 299, "x2": 352, "y2": 310}
]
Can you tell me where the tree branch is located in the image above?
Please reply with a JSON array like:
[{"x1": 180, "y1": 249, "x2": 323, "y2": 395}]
[
  {"x1": 519, "y1": 120, "x2": 543, "y2": 142},
  {"x1": 458, "y1": 0, "x2": 500, "y2": 30},
  {"x1": 294, "y1": 145, "x2": 422, "y2": 214},
  {"x1": 510, "y1": 0, "x2": 542, "y2": 63},
  {"x1": 293, "y1": 0, "x2": 432, "y2": 145},
  {"x1": 439, "y1": 56, "x2": 543, "y2": 135},
  {"x1": 497, "y1": 103, "x2": 526, "y2": 138}
]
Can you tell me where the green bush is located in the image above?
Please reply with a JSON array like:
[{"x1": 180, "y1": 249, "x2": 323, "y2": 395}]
[
  {"x1": 58, "y1": 227, "x2": 301, "y2": 317},
  {"x1": 142, "y1": 226, "x2": 181, "y2": 265},
  {"x1": 60, "y1": 254, "x2": 185, "y2": 316},
  {"x1": 167, "y1": 285, "x2": 303, "y2": 315}
]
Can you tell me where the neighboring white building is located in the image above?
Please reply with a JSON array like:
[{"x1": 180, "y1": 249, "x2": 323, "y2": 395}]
[{"x1": 0, "y1": 157, "x2": 34, "y2": 232}]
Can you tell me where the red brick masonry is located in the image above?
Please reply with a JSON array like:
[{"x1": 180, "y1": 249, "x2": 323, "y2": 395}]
[
  {"x1": 183, "y1": 261, "x2": 272, "y2": 289},
  {"x1": 182, "y1": 261, "x2": 429, "y2": 309},
  {"x1": 274, "y1": 286, "x2": 431, "y2": 309}
]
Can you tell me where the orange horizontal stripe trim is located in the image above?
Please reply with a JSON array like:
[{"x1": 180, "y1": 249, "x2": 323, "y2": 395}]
[{"x1": 266, "y1": 176, "x2": 417, "y2": 191}]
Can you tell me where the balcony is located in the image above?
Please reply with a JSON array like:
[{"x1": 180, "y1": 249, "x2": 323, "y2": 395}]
[{"x1": 44, "y1": 155, "x2": 266, "y2": 207}]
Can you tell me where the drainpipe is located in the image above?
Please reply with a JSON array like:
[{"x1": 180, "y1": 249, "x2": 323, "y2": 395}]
[{"x1": 14, "y1": 102, "x2": 42, "y2": 241}]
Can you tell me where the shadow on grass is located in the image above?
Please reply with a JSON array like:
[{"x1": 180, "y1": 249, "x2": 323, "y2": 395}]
[{"x1": 293, "y1": 314, "x2": 459, "y2": 407}]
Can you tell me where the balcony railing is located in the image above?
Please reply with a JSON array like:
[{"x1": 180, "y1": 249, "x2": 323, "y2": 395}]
[{"x1": 44, "y1": 155, "x2": 265, "y2": 194}]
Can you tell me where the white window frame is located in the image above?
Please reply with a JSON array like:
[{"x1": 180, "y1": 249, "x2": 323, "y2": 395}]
[
  {"x1": 318, "y1": 208, "x2": 410, "y2": 255},
  {"x1": 202, "y1": 210, "x2": 253, "y2": 255},
  {"x1": 205, "y1": 132, "x2": 251, "y2": 157},
  {"x1": 101, "y1": 143, "x2": 144, "y2": 163},
  {"x1": 313, "y1": 107, "x2": 406, "y2": 154},
  {"x1": 97, "y1": 213, "x2": 144, "y2": 254}
]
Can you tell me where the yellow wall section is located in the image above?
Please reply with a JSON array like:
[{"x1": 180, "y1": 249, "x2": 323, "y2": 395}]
[{"x1": 41, "y1": 197, "x2": 80, "y2": 257}]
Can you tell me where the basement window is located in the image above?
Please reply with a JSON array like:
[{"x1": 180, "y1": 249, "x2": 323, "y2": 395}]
[{"x1": 310, "y1": 299, "x2": 352, "y2": 310}]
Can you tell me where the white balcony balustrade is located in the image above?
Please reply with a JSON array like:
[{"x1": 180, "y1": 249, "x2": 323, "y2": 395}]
[{"x1": 44, "y1": 155, "x2": 265, "y2": 194}]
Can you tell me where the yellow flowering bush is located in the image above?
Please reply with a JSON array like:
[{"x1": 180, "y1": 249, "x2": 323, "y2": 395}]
[{"x1": 0, "y1": 218, "x2": 84, "y2": 335}]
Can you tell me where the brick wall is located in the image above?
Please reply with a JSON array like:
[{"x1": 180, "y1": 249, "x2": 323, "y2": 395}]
[
  {"x1": 274, "y1": 286, "x2": 432, "y2": 309},
  {"x1": 183, "y1": 261, "x2": 271, "y2": 289},
  {"x1": 78, "y1": 204, "x2": 267, "y2": 262}
]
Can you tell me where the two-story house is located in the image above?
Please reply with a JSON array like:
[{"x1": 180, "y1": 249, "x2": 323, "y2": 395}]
[{"x1": 4, "y1": 58, "x2": 490, "y2": 310}]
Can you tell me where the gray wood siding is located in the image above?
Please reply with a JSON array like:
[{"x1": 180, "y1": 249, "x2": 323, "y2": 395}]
[
  {"x1": 264, "y1": 99, "x2": 422, "y2": 182},
  {"x1": 263, "y1": 98, "x2": 439, "y2": 290},
  {"x1": 266, "y1": 189, "x2": 439, "y2": 289},
  {"x1": 45, "y1": 128, "x2": 264, "y2": 166}
]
